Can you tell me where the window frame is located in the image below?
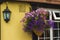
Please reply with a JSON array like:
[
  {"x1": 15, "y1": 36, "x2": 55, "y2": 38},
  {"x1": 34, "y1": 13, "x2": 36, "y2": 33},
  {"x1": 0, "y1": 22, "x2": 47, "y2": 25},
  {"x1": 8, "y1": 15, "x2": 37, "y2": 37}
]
[{"x1": 38, "y1": 9, "x2": 60, "y2": 40}]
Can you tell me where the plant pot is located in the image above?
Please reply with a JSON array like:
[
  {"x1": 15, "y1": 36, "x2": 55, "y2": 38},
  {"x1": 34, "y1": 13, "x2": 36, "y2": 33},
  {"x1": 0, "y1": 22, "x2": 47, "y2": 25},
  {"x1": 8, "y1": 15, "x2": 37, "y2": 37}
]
[{"x1": 33, "y1": 29, "x2": 43, "y2": 36}]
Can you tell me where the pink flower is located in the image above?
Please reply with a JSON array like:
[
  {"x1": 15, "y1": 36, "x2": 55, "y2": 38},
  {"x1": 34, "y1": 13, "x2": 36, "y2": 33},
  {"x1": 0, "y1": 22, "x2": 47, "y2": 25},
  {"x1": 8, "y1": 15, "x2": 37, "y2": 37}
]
[
  {"x1": 25, "y1": 12, "x2": 34, "y2": 17},
  {"x1": 36, "y1": 8, "x2": 47, "y2": 15},
  {"x1": 25, "y1": 15, "x2": 30, "y2": 18},
  {"x1": 30, "y1": 11, "x2": 35, "y2": 14}
]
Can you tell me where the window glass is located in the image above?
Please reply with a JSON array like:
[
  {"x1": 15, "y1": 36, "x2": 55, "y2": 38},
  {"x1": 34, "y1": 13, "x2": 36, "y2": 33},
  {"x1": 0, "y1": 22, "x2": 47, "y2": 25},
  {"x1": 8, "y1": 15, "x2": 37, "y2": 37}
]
[
  {"x1": 45, "y1": 30, "x2": 50, "y2": 37},
  {"x1": 53, "y1": 22, "x2": 60, "y2": 40},
  {"x1": 59, "y1": 30, "x2": 60, "y2": 37},
  {"x1": 59, "y1": 22, "x2": 60, "y2": 28},
  {"x1": 55, "y1": 13, "x2": 60, "y2": 17},
  {"x1": 54, "y1": 22, "x2": 58, "y2": 28},
  {"x1": 39, "y1": 30, "x2": 50, "y2": 40},
  {"x1": 53, "y1": 38, "x2": 60, "y2": 40},
  {"x1": 53, "y1": 30, "x2": 58, "y2": 37}
]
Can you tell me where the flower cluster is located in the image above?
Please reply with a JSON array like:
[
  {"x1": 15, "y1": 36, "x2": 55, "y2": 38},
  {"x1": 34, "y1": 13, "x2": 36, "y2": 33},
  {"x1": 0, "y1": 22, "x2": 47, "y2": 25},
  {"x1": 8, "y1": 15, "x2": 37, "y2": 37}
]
[{"x1": 21, "y1": 8, "x2": 54, "y2": 34}]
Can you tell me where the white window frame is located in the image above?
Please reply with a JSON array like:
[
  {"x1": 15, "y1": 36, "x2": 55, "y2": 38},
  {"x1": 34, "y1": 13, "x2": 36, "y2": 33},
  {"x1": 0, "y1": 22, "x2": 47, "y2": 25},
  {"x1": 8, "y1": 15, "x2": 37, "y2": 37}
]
[
  {"x1": 38, "y1": 9, "x2": 60, "y2": 40},
  {"x1": 53, "y1": 11, "x2": 60, "y2": 20}
]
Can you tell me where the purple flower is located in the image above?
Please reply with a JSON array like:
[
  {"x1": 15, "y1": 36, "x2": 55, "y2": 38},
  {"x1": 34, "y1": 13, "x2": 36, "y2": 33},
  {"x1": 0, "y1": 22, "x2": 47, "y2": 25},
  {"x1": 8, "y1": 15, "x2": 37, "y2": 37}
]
[
  {"x1": 21, "y1": 8, "x2": 53, "y2": 35},
  {"x1": 48, "y1": 20, "x2": 54, "y2": 28},
  {"x1": 25, "y1": 15, "x2": 30, "y2": 18}
]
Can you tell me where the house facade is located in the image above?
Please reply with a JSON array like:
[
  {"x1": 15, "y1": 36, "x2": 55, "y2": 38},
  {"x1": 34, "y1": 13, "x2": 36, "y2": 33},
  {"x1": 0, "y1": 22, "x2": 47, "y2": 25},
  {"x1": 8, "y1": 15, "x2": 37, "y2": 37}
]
[
  {"x1": 1, "y1": 2, "x2": 32, "y2": 40},
  {"x1": 0, "y1": 0, "x2": 60, "y2": 40}
]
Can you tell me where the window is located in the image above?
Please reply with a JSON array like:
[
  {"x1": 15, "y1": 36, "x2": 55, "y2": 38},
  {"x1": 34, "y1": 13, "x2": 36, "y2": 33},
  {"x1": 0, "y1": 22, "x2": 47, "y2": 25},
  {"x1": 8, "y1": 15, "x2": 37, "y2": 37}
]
[
  {"x1": 38, "y1": 10, "x2": 60, "y2": 40},
  {"x1": 53, "y1": 11, "x2": 60, "y2": 20}
]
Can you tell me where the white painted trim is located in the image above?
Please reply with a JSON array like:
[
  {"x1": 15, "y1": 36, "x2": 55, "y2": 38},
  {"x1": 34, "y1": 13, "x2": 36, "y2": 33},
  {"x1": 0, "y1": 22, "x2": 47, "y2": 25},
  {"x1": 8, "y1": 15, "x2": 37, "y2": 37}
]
[
  {"x1": 38, "y1": 36, "x2": 40, "y2": 40},
  {"x1": 49, "y1": 10, "x2": 53, "y2": 40},
  {"x1": 49, "y1": 10, "x2": 52, "y2": 20},
  {"x1": 50, "y1": 27, "x2": 53, "y2": 40},
  {"x1": 53, "y1": 11, "x2": 60, "y2": 20}
]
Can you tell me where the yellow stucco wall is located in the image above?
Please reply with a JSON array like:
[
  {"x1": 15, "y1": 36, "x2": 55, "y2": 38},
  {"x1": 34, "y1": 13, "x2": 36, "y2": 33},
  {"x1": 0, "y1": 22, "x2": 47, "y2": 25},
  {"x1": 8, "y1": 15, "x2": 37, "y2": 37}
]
[{"x1": 1, "y1": 2, "x2": 32, "y2": 40}]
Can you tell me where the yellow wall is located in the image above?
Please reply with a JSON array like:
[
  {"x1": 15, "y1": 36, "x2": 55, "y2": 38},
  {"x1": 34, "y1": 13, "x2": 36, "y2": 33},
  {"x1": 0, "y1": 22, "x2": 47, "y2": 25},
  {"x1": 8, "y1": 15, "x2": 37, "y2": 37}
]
[{"x1": 1, "y1": 2, "x2": 32, "y2": 40}]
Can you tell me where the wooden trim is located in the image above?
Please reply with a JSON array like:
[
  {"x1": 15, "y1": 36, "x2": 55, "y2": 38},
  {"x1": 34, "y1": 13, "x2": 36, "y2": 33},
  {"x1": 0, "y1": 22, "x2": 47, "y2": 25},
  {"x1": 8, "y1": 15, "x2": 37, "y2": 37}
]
[
  {"x1": 15, "y1": 0, "x2": 60, "y2": 5},
  {"x1": 0, "y1": 0, "x2": 60, "y2": 5},
  {"x1": 30, "y1": 2, "x2": 60, "y2": 9}
]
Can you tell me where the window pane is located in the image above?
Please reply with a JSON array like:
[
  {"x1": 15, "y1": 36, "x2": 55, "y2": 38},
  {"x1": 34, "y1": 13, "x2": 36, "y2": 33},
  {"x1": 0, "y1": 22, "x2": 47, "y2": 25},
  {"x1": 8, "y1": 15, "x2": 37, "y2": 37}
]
[
  {"x1": 39, "y1": 30, "x2": 50, "y2": 37},
  {"x1": 59, "y1": 22, "x2": 60, "y2": 28},
  {"x1": 53, "y1": 38, "x2": 60, "y2": 40},
  {"x1": 39, "y1": 30, "x2": 50, "y2": 40},
  {"x1": 54, "y1": 22, "x2": 58, "y2": 28},
  {"x1": 53, "y1": 38, "x2": 58, "y2": 40},
  {"x1": 53, "y1": 30, "x2": 58, "y2": 37},
  {"x1": 52, "y1": 11, "x2": 60, "y2": 21},
  {"x1": 45, "y1": 30, "x2": 50, "y2": 37},
  {"x1": 55, "y1": 13, "x2": 60, "y2": 17},
  {"x1": 59, "y1": 30, "x2": 60, "y2": 37}
]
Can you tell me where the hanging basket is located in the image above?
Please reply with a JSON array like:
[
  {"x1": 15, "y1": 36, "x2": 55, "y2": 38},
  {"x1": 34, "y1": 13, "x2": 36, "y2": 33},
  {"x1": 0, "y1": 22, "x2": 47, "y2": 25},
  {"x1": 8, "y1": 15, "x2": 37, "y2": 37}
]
[
  {"x1": 21, "y1": 8, "x2": 54, "y2": 37},
  {"x1": 33, "y1": 29, "x2": 43, "y2": 36}
]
